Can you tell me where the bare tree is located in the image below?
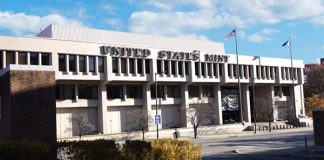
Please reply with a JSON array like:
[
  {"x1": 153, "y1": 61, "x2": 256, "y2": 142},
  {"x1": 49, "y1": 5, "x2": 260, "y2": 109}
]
[
  {"x1": 71, "y1": 113, "x2": 96, "y2": 140},
  {"x1": 186, "y1": 97, "x2": 215, "y2": 138},
  {"x1": 126, "y1": 108, "x2": 151, "y2": 140}
]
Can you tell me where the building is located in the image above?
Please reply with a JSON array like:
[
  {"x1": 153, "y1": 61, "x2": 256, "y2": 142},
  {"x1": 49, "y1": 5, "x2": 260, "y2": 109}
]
[
  {"x1": 321, "y1": 58, "x2": 324, "y2": 64},
  {"x1": 0, "y1": 25, "x2": 305, "y2": 143}
]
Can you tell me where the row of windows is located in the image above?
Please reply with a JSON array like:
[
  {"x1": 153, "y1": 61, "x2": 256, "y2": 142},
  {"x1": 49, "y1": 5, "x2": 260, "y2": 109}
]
[
  {"x1": 0, "y1": 50, "x2": 50, "y2": 69},
  {"x1": 58, "y1": 54, "x2": 105, "y2": 73},
  {"x1": 188, "y1": 86, "x2": 214, "y2": 98},
  {"x1": 195, "y1": 62, "x2": 224, "y2": 77},
  {"x1": 56, "y1": 84, "x2": 98, "y2": 100},
  {"x1": 227, "y1": 64, "x2": 253, "y2": 79},
  {"x1": 256, "y1": 66, "x2": 278, "y2": 79},
  {"x1": 274, "y1": 86, "x2": 290, "y2": 96},
  {"x1": 281, "y1": 67, "x2": 300, "y2": 80},
  {"x1": 157, "y1": 60, "x2": 190, "y2": 76},
  {"x1": 112, "y1": 57, "x2": 151, "y2": 74}
]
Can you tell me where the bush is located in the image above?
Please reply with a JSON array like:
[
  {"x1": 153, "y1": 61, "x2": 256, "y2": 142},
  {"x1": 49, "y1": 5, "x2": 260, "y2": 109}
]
[
  {"x1": 0, "y1": 140, "x2": 49, "y2": 160},
  {"x1": 57, "y1": 139, "x2": 121, "y2": 160},
  {"x1": 122, "y1": 140, "x2": 152, "y2": 160}
]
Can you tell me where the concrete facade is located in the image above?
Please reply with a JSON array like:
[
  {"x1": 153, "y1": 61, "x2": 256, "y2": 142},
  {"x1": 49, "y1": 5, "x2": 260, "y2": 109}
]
[{"x1": 0, "y1": 25, "x2": 305, "y2": 140}]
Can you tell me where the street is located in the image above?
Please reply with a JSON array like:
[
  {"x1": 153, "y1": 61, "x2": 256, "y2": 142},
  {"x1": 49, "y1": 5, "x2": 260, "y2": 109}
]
[{"x1": 189, "y1": 128, "x2": 324, "y2": 160}]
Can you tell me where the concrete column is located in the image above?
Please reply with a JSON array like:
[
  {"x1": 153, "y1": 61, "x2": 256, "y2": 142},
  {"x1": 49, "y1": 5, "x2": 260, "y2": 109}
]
[
  {"x1": 240, "y1": 65, "x2": 244, "y2": 79},
  {"x1": 98, "y1": 83, "x2": 109, "y2": 134},
  {"x1": 85, "y1": 56, "x2": 89, "y2": 74},
  {"x1": 123, "y1": 85, "x2": 127, "y2": 100},
  {"x1": 74, "y1": 84, "x2": 78, "y2": 101},
  {"x1": 223, "y1": 63, "x2": 228, "y2": 82},
  {"x1": 144, "y1": 83, "x2": 154, "y2": 131},
  {"x1": 190, "y1": 61, "x2": 195, "y2": 81},
  {"x1": 210, "y1": 63, "x2": 214, "y2": 78},
  {"x1": 180, "y1": 83, "x2": 191, "y2": 127},
  {"x1": 168, "y1": 60, "x2": 171, "y2": 76},
  {"x1": 66, "y1": 54, "x2": 69, "y2": 72},
  {"x1": 76, "y1": 55, "x2": 79, "y2": 74},
  {"x1": 142, "y1": 59, "x2": 146, "y2": 76},
  {"x1": 175, "y1": 61, "x2": 179, "y2": 77},
  {"x1": 242, "y1": 84, "x2": 251, "y2": 124},
  {"x1": 204, "y1": 63, "x2": 208, "y2": 77},
  {"x1": 38, "y1": 53, "x2": 42, "y2": 66},
  {"x1": 281, "y1": 67, "x2": 285, "y2": 80},
  {"x1": 117, "y1": 58, "x2": 121, "y2": 75},
  {"x1": 213, "y1": 85, "x2": 223, "y2": 125},
  {"x1": 286, "y1": 68, "x2": 290, "y2": 80},
  {"x1": 106, "y1": 56, "x2": 112, "y2": 81},
  {"x1": 198, "y1": 62, "x2": 201, "y2": 77},
  {"x1": 95, "y1": 56, "x2": 98, "y2": 74},
  {"x1": 161, "y1": 60, "x2": 165, "y2": 75},
  {"x1": 126, "y1": 58, "x2": 129, "y2": 75},
  {"x1": 134, "y1": 58, "x2": 138, "y2": 76},
  {"x1": 2, "y1": 51, "x2": 6, "y2": 68},
  {"x1": 15, "y1": 51, "x2": 18, "y2": 65},
  {"x1": 182, "y1": 61, "x2": 185, "y2": 77}
]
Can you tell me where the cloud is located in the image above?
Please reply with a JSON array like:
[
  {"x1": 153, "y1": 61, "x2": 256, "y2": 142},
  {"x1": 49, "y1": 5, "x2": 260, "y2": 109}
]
[
  {"x1": 0, "y1": 11, "x2": 84, "y2": 35},
  {"x1": 246, "y1": 28, "x2": 280, "y2": 43},
  {"x1": 102, "y1": 4, "x2": 118, "y2": 15}
]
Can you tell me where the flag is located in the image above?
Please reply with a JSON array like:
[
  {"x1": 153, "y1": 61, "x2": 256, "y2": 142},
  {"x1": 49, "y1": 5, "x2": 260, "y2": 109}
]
[
  {"x1": 282, "y1": 39, "x2": 290, "y2": 47},
  {"x1": 224, "y1": 29, "x2": 236, "y2": 40}
]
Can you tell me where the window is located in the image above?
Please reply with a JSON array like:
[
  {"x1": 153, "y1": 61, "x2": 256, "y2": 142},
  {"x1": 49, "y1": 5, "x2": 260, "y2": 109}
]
[
  {"x1": 56, "y1": 84, "x2": 75, "y2": 100},
  {"x1": 167, "y1": 85, "x2": 180, "y2": 98},
  {"x1": 201, "y1": 63, "x2": 206, "y2": 76},
  {"x1": 233, "y1": 65, "x2": 237, "y2": 77},
  {"x1": 107, "y1": 85, "x2": 123, "y2": 99},
  {"x1": 171, "y1": 61, "x2": 176, "y2": 75},
  {"x1": 98, "y1": 56, "x2": 104, "y2": 73},
  {"x1": 261, "y1": 66, "x2": 265, "y2": 78},
  {"x1": 129, "y1": 59, "x2": 135, "y2": 74},
  {"x1": 157, "y1": 60, "x2": 162, "y2": 74},
  {"x1": 112, "y1": 57, "x2": 118, "y2": 73},
  {"x1": 89, "y1": 56, "x2": 95, "y2": 72},
  {"x1": 151, "y1": 85, "x2": 165, "y2": 98},
  {"x1": 213, "y1": 63, "x2": 218, "y2": 77},
  {"x1": 195, "y1": 62, "x2": 199, "y2": 76},
  {"x1": 274, "y1": 86, "x2": 281, "y2": 97},
  {"x1": 282, "y1": 86, "x2": 290, "y2": 96},
  {"x1": 257, "y1": 66, "x2": 261, "y2": 78},
  {"x1": 78, "y1": 85, "x2": 98, "y2": 99},
  {"x1": 248, "y1": 66, "x2": 253, "y2": 78},
  {"x1": 202, "y1": 86, "x2": 213, "y2": 97},
  {"x1": 69, "y1": 55, "x2": 76, "y2": 72},
  {"x1": 58, "y1": 54, "x2": 66, "y2": 71},
  {"x1": 185, "y1": 62, "x2": 189, "y2": 75},
  {"x1": 6, "y1": 51, "x2": 15, "y2": 65},
  {"x1": 145, "y1": 59, "x2": 150, "y2": 74},
  {"x1": 79, "y1": 56, "x2": 86, "y2": 72},
  {"x1": 227, "y1": 64, "x2": 231, "y2": 77},
  {"x1": 219, "y1": 64, "x2": 223, "y2": 77},
  {"x1": 126, "y1": 85, "x2": 142, "y2": 98},
  {"x1": 30, "y1": 52, "x2": 39, "y2": 65},
  {"x1": 18, "y1": 52, "x2": 27, "y2": 65},
  {"x1": 178, "y1": 61, "x2": 183, "y2": 75},
  {"x1": 119, "y1": 58, "x2": 126, "y2": 73},
  {"x1": 164, "y1": 60, "x2": 168, "y2": 74},
  {"x1": 137, "y1": 59, "x2": 143, "y2": 74},
  {"x1": 208, "y1": 63, "x2": 212, "y2": 76},
  {"x1": 189, "y1": 86, "x2": 199, "y2": 98},
  {"x1": 41, "y1": 53, "x2": 50, "y2": 65}
]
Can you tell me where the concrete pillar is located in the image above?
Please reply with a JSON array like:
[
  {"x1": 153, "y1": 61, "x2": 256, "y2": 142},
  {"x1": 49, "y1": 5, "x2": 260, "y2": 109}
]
[
  {"x1": 66, "y1": 54, "x2": 69, "y2": 72},
  {"x1": 15, "y1": 51, "x2": 18, "y2": 65},
  {"x1": 85, "y1": 56, "x2": 89, "y2": 74},
  {"x1": 126, "y1": 58, "x2": 129, "y2": 75},
  {"x1": 117, "y1": 58, "x2": 121, "y2": 75},
  {"x1": 134, "y1": 58, "x2": 138, "y2": 76},
  {"x1": 98, "y1": 83, "x2": 109, "y2": 134},
  {"x1": 142, "y1": 59, "x2": 146, "y2": 76},
  {"x1": 204, "y1": 63, "x2": 208, "y2": 77},
  {"x1": 198, "y1": 62, "x2": 201, "y2": 77},
  {"x1": 161, "y1": 60, "x2": 165, "y2": 75},
  {"x1": 180, "y1": 83, "x2": 191, "y2": 127},
  {"x1": 2, "y1": 51, "x2": 6, "y2": 68},
  {"x1": 123, "y1": 85, "x2": 127, "y2": 100},
  {"x1": 242, "y1": 84, "x2": 251, "y2": 124},
  {"x1": 175, "y1": 61, "x2": 179, "y2": 77},
  {"x1": 74, "y1": 84, "x2": 78, "y2": 101},
  {"x1": 213, "y1": 85, "x2": 223, "y2": 125},
  {"x1": 95, "y1": 56, "x2": 98, "y2": 74},
  {"x1": 223, "y1": 63, "x2": 228, "y2": 82},
  {"x1": 76, "y1": 55, "x2": 79, "y2": 74},
  {"x1": 210, "y1": 63, "x2": 214, "y2": 78},
  {"x1": 38, "y1": 53, "x2": 42, "y2": 66},
  {"x1": 182, "y1": 61, "x2": 185, "y2": 77},
  {"x1": 168, "y1": 60, "x2": 171, "y2": 77},
  {"x1": 215, "y1": 63, "x2": 219, "y2": 78},
  {"x1": 144, "y1": 83, "x2": 154, "y2": 131}
]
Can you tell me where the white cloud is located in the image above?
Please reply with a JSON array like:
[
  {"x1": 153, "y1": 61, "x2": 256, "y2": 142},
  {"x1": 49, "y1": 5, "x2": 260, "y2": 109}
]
[
  {"x1": 0, "y1": 11, "x2": 84, "y2": 35},
  {"x1": 247, "y1": 28, "x2": 279, "y2": 43}
]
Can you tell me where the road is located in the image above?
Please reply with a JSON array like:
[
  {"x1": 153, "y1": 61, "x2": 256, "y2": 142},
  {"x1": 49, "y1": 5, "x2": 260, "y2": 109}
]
[{"x1": 188, "y1": 128, "x2": 324, "y2": 160}]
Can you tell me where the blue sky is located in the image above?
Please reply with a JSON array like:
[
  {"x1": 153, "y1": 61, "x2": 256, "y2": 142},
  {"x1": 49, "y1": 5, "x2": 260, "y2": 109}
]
[{"x1": 0, "y1": 0, "x2": 323, "y2": 63}]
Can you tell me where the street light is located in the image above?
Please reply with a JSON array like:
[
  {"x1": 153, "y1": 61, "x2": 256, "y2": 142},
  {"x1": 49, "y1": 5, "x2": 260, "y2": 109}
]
[{"x1": 155, "y1": 72, "x2": 159, "y2": 139}]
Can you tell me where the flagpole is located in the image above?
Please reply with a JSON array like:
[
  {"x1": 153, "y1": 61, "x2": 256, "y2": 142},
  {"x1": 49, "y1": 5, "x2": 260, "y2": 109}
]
[
  {"x1": 289, "y1": 36, "x2": 296, "y2": 118},
  {"x1": 234, "y1": 28, "x2": 243, "y2": 124}
]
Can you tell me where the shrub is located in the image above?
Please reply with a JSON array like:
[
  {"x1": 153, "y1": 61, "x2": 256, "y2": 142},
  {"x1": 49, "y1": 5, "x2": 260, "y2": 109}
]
[
  {"x1": 122, "y1": 140, "x2": 152, "y2": 160},
  {"x1": 0, "y1": 140, "x2": 49, "y2": 160}
]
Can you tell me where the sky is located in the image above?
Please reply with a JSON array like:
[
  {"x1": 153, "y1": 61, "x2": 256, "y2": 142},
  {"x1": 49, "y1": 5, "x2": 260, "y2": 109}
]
[{"x1": 0, "y1": 0, "x2": 323, "y2": 64}]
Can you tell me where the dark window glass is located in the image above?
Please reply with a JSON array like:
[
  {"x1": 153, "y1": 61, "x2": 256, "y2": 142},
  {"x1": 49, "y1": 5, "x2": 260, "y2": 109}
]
[
  {"x1": 0, "y1": 51, "x2": 2, "y2": 69},
  {"x1": 178, "y1": 61, "x2": 183, "y2": 75},
  {"x1": 121, "y1": 58, "x2": 126, "y2": 73},
  {"x1": 189, "y1": 86, "x2": 199, "y2": 98},
  {"x1": 202, "y1": 86, "x2": 213, "y2": 97},
  {"x1": 126, "y1": 85, "x2": 142, "y2": 98},
  {"x1": 274, "y1": 86, "x2": 281, "y2": 97},
  {"x1": 157, "y1": 60, "x2": 162, "y2": 74},
  {"x1": 249, "y1": 65, "x2": 253, "y2": 78},
  {"x1": 201, "y1": 63, "x2": 206, "y2": 76},
  {"x1": 137, "y1": 59, "x2": 143, "y2": 74},
  {"x1": 107, "y1": 85, "x2": 123, "y2": 99},
  {"x1": 164, "y1": 60, "x2": 168, "y2": 74},
  {"x1": 56, "y1": 84, "x2": 75, "y2": 100},
  {"x1": 219, "y1": 64, "x2": 223, "y2": 77},
  {"x1": 145, "y1": 59, "x2": 150, "y2": 74},
  {"x1": 167, "y1": 85, "x2": 180, "y2": 98},
  {"x1": 98, "y1": 56, "x2": 104, "y2": 73},
  {"x1": 151, "y1": 85, "x2": 165, "y2": 98},
  {"x1": 129, "y1": 59, "x2": 135, "y2": 74},
  {"x1": 79, "y1": 56, "x2": 86, "y2": 72},
  {"x1": 112, "y1": 57, "x2": 118, "y2": 73},
  {"x1": 227, "y1": 64, "x2": 231, "y2": 77},
  {"x1": 41, "y1": 53, "x2": 50, "y2": 65},
  {"x1": 78, "y1": 85, "x2": 98, "y2": 99},
  {"x1": 58, "y1": 54, "x2": 66, "y2": 71},
  {"x1": 282, "y1": 86, "x2": 290, "y2": 96},
  {"x1": 171, "y1": 61, "x2": 176, "y2": 75},
  {"x1": 195, "y1": 62, "x2": 199, "y2": 76},
  {"x1": 69, "y1": 55, "x2": 76, "y2": 72},
  {"x1": 185, "y1": 62, "x2": 189, "y2": 75},
  {"x1": 214, "y1": 63, "x2": 218, "y2": 77},
  {"x1": 233, "y1": 65, "x2": 237, "y2": 77},
  {"x1": 6, "y1": 51, "x2": 15, "y2": 65},
  {"x1": 89, "y1": 56, "x2": 95, "y2": 72},
  {"x1": 208, "y1": 63, "x2": 212, "y2": 76},
  {"x1": 30, "y1": 52, "x2": 39, "y2": 65},
  {"x1": 18, "y1": 52, "x2": 27, "y2": 65}
]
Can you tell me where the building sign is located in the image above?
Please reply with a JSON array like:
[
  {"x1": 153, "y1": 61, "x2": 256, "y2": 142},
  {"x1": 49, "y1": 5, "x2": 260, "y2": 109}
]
[
  {"x1": 101, "y1": 46, "x2": 151, "y2": 57},
  {"x1": 204, "y1": 54, "x2": 230, "y2": 63},
  {"x1": 158, "y1": 50, "x2": 229, "y2": 63}
]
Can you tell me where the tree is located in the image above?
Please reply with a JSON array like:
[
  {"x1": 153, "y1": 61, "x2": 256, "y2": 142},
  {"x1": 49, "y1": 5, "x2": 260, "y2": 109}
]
[
  {"x1": 126, "y1": 108, "x2": 151, "y2": 140},
  {"x1": 305, "y1": 95, "x2": 324, "y2": 117},
  {"x1": 71, "y1": 113, "x2": 96, "y2": 140},
  {"x1": 186, "y1": 97, "x2": 214, "y2": 139}
]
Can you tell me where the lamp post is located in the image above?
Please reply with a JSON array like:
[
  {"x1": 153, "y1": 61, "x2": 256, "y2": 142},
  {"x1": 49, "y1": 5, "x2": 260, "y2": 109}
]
[{"x1": 155, "y1": 72, "x2": 159, "y2": 139}]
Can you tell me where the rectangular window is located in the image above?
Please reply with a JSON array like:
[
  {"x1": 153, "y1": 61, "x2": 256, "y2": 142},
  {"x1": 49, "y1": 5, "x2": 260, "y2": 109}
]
[
  {"x1": 88, "y1": 56, "x2": 95, "y2": 73},
  {"x1": 145, "y1": 59, "x2": 150, "y2": 74},
  {"x1": 120, "y1": 58, "x2": 126, "y2": 73},
  {"x1": 233, "y1": 65, "x2": 237, "y2": 78},
  {"x1": 185, "y1": 62, "x2": 189, "y2": 75},
  {"x1": 78, "y1": 85, "x2": 98, "y2": 99},
  {"x1": 56, "y1": 84, "x2": 75, "y2": 100},
  {"x1": 261, "y1": 66, "x2": 265, "y2": 78},
  {"x1": 18, "y1": 52, "x2": 27, "y2": 65},
  {"x1": 195, "y1": 62, "x2": 199, "y2": 76},
  {"x1": 201, "y1": 63, "x2": 206, "y2": 76},
  {"x1": 151, "y1": 85, "x2": 165, "y2": 98},
  {"x1": 214, "y1": 63, "x2": 218, "y2": 77},
  {"x1": 164, "y1": 60, "x2": 168, "y2": 74},
  {"x1": 112, "y1": 57, "x2": 118, "y2": 73},
  {"x1": 69, "y1": 55, "x2": 76, "y2": 72},
  {"x1": 129, "y1": 59, "x2": 135, "y2": 74},
  {"x1": 167, "y1": 85, "x2": 180, "y2": 98},
  {"x1": 188, "y1": 85, "x2": 199, "y2": 98},
  {"x1": 79, "y1": 56, "x2": 86, "y2": 72},
  {"x1": 58, "y1": 54, "x2": 66, "y2": 71},
  {"x1": 171, "y1": 61, "x2": 176, "y2": 75},
  {"x1": 157, "y1": 60, "x2": 162, "y2": 74},
  {"x1": 6, "y1": 51, "x2": 15, "y2": 65},
  {"x1": 228, "y1": 64, "x2": 231, "y2": 77},
  {"x1": 282, "y1": 86, "x2": 290, "y2": 96},
  {"x1": 137, "y1": 59, "x2": 143, "y2": 74},
  {"x1": 30, "y1": 52, "x2": 39, "y2": 65},
  {"x1": 126, "y1": 85, "x2": 143, "y2": 98},
  {"x1": 208, "y1": 63, "x2": 212, "y2": 76},
  {"x1": 248, "y1": 65, "x2": 253, "y2": 78},
  {"x1": 107, "y1": 85, "x2": 123, "y2": 99},
  {"x1": 202, "y1": 86, "x2": 214, "y2": 97},
  {"x1": 274, "y1": 86, "x2": 281, "y2": 97},
  {"x1": 41, "y1": 53, "x2": 50, "y2": 65},
  {"x1": 178, "y1": 61, "x2": 183, "y2": 75},
  {"x1": 98, "y1": 56, "x2": 104, "y2": 73},
  {"x1": 219, "y1": 64, "x2": 223, "y2": 77}
]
